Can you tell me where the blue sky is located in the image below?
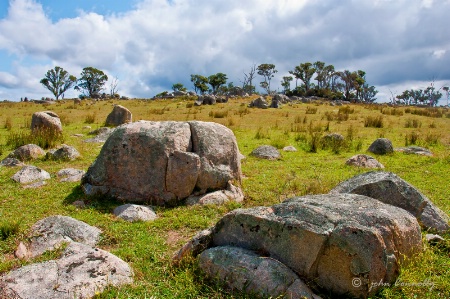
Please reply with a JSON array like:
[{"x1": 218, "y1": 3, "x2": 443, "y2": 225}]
[{"x1": 0, "y1": 0, "x2": 449, "y2": 102}]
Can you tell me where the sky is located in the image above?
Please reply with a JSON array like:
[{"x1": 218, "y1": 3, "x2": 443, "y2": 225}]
[{"x1": 0, "y1": 0, "x2": 449, "y2": 103}]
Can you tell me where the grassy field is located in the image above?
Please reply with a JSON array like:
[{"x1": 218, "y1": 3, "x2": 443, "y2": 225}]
[{"x1": 0, "y1": 97, "x2": 449, "y2": 298}]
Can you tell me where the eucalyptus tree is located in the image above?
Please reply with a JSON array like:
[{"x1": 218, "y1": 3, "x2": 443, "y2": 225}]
[
  {"x1": 208, "y1": 73, "x2": 228, "y2": 94},
  {"x1": 190, "y1": 74, "x2": 209, "y2": 94},
  {"x1": 257, "y1": 63, "x2": 277, "y2": 94},
  {"x1": 289, "y1": 62, "x2": 316, "y2": 92},
  {"x1": 40, "y1": 66, "x2": 76, "y2": 100},
  {"x1": 75, "y1": 67, "x2": 108, "y2": 98}
]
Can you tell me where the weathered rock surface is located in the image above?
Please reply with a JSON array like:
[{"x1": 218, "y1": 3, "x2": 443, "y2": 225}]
[
  {"x1": 11, "y1": 165, "x2": 50, "y2": 184},
  {"x1": 26, "y1": 215, "x2": 101, "y2": 257},
  {"x1": 186, "y1": 182, "x2": 244, "y2": 206},
  {"x1": 283, "y1": 145, "x2": 297, "y2": 152},
  {"x1": 199, "y1": 246, "x2": 321, "y2": 299},
  {"x1": 425, "y1": 234, "x2": 445, "y2": 245},
  {"x1": 195, "y1": 95, "x2": 216, "y2": 106},
  {"x1": 331, "y1": 171, "x2": 450, "y2": 232},
  {"x1": 345, "y1": 154, "x2": 384, "y2": 168},
  {"x1": 395, "y1": 146, "x2": 433, "y2": 156},
  {"x1": 82, "y1": 121, "x2": 242, "y2": 205},
  {"x1": 250, "y1": 145, "x2": 281, "y2": 160},
  {"x1": 8, "y1": 144, "x2": 45, "y2": 161},
  {"x1": 47, "y1": 144, "x2": 81, "y2": 161},
  {"x1": 190, "y1": 193, "x2": 422, "y2": 298},
  {"x1": 1, "y1": 157, "x2": 25, "y2": 167},
  {"x1": 113, "y1": 204, "x2": 157, "y2": 222},
  {"x1": 248, "y1": 96, "x2": 269, "y2": 109},
  {"x1": 31, "y1": 111, "x2": 63, "y2": 133},
  {"x1": 105, "y1": 105, "x2": 132, "y2": 126},
  {"x1": 1, "y1": 242, "x2": 133, "y2": 299},
  {"x1": 173, "y1": 228, "x2": 214, "y2": 265},
  {"x1": 368, "y1": 138, "x2": 393, "y2": 155},
  {"x1": 84, "y1": 127, "x2": 115, "y2": 143},
  {"x1": 57, "y1": 168, "x2": 86, "y2": 182}
]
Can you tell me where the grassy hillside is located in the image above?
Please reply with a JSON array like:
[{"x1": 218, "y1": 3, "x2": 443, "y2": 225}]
[{"x1": 0, "y1": 97, "x2": 449, "y2": 298}]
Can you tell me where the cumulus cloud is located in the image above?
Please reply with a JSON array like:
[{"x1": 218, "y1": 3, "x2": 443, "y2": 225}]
[{"x1": 0, "y1": 0, "x2": 449, "y2": 102}]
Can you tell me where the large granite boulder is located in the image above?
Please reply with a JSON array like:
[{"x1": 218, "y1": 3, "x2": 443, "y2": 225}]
[
  {"x1": 177, "y1": 193, "x2": 422, "y2": 298},
  {"x1": 82, "y1": 121, "x2": 242, "y2": 206},
  {"x1": 31, "y1": 111, "x2": 63, "y2": 133},
  {"x1": 330, "y1": 171, "x2": 450, "y2": 232},
  {"x1": 105, "y1": 105, "x2": 132, "y2": 126},
  {"x1": 8, "y1": 144, "x2": 46, "y2": 161},
  {"x1": 368, "y1": 138, "x2": 393, "y2": 155}
]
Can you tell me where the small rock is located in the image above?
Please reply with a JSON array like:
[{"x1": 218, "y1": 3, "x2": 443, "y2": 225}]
[
  {"x1": 368, "y1": 138, "x2": 394, "y2": 155},
  {"x1": 57, "y1": 168, "x2": 86, "y2": 182},
  {"x1": 14, "y1": 242, "x2": 29, "y2": 259},
  {"x1": 113, "y1": 204, "x2": 157, "y2": 222},
  {"x1": 395, "y1": 146, "x2": 433, "y2": 156},
  {"x1": 47, "y1": 145, "x2": 81, "y2": 161},
  {"x1": 105, "y1": 105, "x2": 132, "y2": 126},
  {"x1": 250, "y1": 145, "x2": 281, "y2": 160},
  {"x1": 72, "y1": 200, "x2": 86, "y2": 209},
  {"x1": 8, "y1": 144, "x2": 46, "y2": 161},
  {"x1": 23, "y1": 181, "x2": 47, "y2": 189},
  {"x1": 283, "y1": 145, "x2": 297, "y2": 152},
  {"x1": 11, "y1": 166, "x2": 50, "y2": 184},
  {"x1": 345, "y1": 154, "x2": 384, "y2": 168},
  {"x1": 1, "y1": 157, "x2": 25, "y2": 167}
]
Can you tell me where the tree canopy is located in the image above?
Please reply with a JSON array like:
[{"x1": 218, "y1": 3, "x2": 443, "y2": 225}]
[
  {"x1": 40, "y1": 66, "x2": 76, "y2": 100},
  {"x1": 257, "y1": 64, "x2": 277, "y2": 94},
  {"x1": 75, "y1": 67, "x2": 108, "y2": 98}
]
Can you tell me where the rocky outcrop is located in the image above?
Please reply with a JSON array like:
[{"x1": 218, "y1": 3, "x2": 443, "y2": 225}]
[
  {"x1": 8, "y1": 144, "x2": 46, "y2": 161},
  {"x1": 250, "y1": 145, "x2": 281, "y2": 160},
  {"x1": 31, "y1": 111, "x2": 63, "y2": 133},
  {"x1": 105, "y1": 105, "x2": 132, "y2": 126},
  {"x1": 368, "y1": 138, "x2": 393, "y2": 155},
  {"x1": 177, "y1": 193, "x2": 423, "y2": 298},
  {"x1": 248, "y1": 96, "x2": 269, "y2": 109},
  {"x1": 345, "y1": 154, "x2": 384, "y2": 168},
  {"x1": 331, "y1": 171, "x2": 450, "y2": 232},
  {"x1": 82, "y1": 121, "x2": 242, "y2": 206}
]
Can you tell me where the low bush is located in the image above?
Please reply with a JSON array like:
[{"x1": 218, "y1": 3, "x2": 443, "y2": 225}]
[{"x1": 364, "y1": 115, "x2": 383, "y2": 128}]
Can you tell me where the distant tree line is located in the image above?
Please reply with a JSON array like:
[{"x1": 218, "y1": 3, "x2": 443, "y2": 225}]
[{"x1": 393, "y1": 82, "x2": 444, "y2": 106}]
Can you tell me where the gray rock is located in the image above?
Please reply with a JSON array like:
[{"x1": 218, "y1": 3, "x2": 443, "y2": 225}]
[
  {"x1": 72, "y1": 200, "x2": 86, "y2": 208},
  {"x1": 22, "y1": 180, "x2": 47, "y2": 189},
  {"x1": 209, "y1": 194, "x2": 422, "y2": 298},
  {"x1": 345, "y1": 154, "x2": 384, "y2": 168},
  {"x1": 250, "y1": 145, "x2": 281, "y2": 160},
  {"x1": 395, "y1": 146, "x2": 433, "y2": 156},
  {"x1": 1, "y1": 157, "x2": 25, "y2": 167},
  {"x1": 27, "y1": 215, "x2": 101, "y2": 257},
  {"x1": 248, "y1": 96, "x2": 269, "y2": 109},
  {"x1": 330, "y1": 171, "x2": 450, "y2": 232},
  {"x1": 105, "y1": 105, "x2": 132, "y2": 127},
  {"x1": 1, "y1": 242, "x2": 133, "y2": 299},
  {"x1": 8, "y1": 144, "x2": 45, "y2": 161},
  {"x1": 283, "y1": 145, "x2": 297, "y2": 152},
  {"x1": 82, "y1": 121, "x2": 242, "y2": 206},
  {"x1": 47, "y1": 144, "x2": 81, "y2": 161},
  {"x1": 199, "y1": 246, "x2": 321, "y2": 299},
  {"x1": 84, "y1": 127, "x2": 115, "y2": 143},
  {"x1": 368, "y1": 138, "x2": 394, "y2": 155},
  {"x1": 425, "y1": 234, "x2": 445, "y2": 244},
  {"x1": 11, "y1": 166, "x2": 50, "y2": 184},
  {"x1": 31, "y1": 111, "x2": 62, "y2": 133},
  {"x1": 186, "y1": 182, "x2": 244, "y2": 206},
  {"x1": 57, "y1": 168, "x2": 86, "y2": 182},
  {"x1": 113, "y1": 204, "x2": 157, "y2": 222},
  {"x1": 173, "y1": 228, "x2": 214, "y2": 265}
]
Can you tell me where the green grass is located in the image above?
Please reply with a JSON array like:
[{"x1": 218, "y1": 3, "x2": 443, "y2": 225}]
[{"x1": 0, "y1": 99, "x2": 449, "y2": 298}]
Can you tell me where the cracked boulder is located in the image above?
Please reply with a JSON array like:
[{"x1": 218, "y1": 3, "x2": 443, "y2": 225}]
[
  {"x1": 330, "y1": 171, "x2": 450, "y2": 233},
  {"x1": 0, "y1": 216, "x2": 132, "y2": 299},
  {"x1": 178, "y1": 193, "x2": 422, "y2": 298},
  {"x1": 81, "y1": 121, "x2": 242, "y2": 206}
]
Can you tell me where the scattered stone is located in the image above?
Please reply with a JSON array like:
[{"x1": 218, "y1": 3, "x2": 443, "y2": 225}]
[
  {"x1": 283, "y1": 145, "x2": 297, "y2": 152},
  {"x1": 82, "y1": 121, "x2": 242, "y2": 206},
  {"x1": 186, "y1": 182, "x2": 244, "y2": 205},
  {"x1": 57, "y1": 168, "x2": 86, "y2": 182},
  {"x1": 206, "y1": 193, "x2": 422, "y2": 298},
  {"x1": 199, "y1": 246, "x2": 321, "y2": 299},
  {"x1": 11, "y1": 166, "x2": 50, "y2": 184},
  {"x1": 172, "y1": 228, "x2": 214, "y2": 265},
  {"x1": 395, "y1": 146, "x2": 433, "y2": 156},
  {"x1": 331, "y1": 171, "x2": 450, "y2": 233},
  {"x1": 14, "y1": 242, "x2": 28, "y2": 259},
  {"x1": 84, "y1": 127, "x2": 115, "y2": 143},
  {"x1": 72, "y1": 133, "x2": 84, "y2": 137},
  {"x1": 31, "y1": 111, "x2": 63, "y2": 133},
  {"x1": 425, "y1": 234, "x2": 445, "y2": 245},
  {"x1": 8, "y1": 144, "x2": 46, "y2": 161},
  {"x1": 22, "y1": 180, "x2": 46, "y2": 189},
  {"x1": 27, "y1": 215, "x2": 101, "y2": 257},
  {"x1": 47, "y1": 145, "x2": 81, "y2": 161},
  {"x1": 83, "y1": 126, "x2": 91, "y2": 130},
  {"x1": 0, "y1": 157, "x2": 25, "y2": 167},
  {"x1": 1, "y1": 242, "x2": 133, "y2": 299},
  {"x1": 248, "y1": 96, "x2": 269, "y2": 109},
  {"x1": 105, "y1": 105, "x2": 132, "y2": 126},
  {"x1": 368, "y1": 138, "x2": 394, "y2": 155},
  {"x1": 345, "y1": 154, "x2": 384, "y2": 168},
  {"x1": 250, "y1": 145, "x2": 281, "y2": 160},
  {"x1": 113, "y1": 204, "x2": 157, "y2": 222}
]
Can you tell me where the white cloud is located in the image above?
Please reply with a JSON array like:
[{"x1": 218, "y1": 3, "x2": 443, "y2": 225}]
[{"x1": 0, "y1": 0, "x2": 449, "y2": 101}]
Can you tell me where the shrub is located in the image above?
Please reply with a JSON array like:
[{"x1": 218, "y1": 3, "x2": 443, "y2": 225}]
[
  {"x1": 0, "y1": 220, "x2": 21, "y2": 240},
  {"x1": 364, "y1": 115, "x2": 383, "y2": 128},
  {"x1": 85, "y1": 112, "x2": 97, "y2": 124},
  {"x1": 405, "y1": 118, "x2": 422, "y2": 128},
  {"x1": 7, "y1": 128, "x2": 65, "y2": 150}
]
